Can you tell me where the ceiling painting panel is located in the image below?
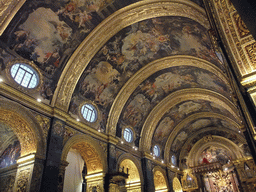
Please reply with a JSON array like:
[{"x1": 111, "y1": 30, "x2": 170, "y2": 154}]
[
  {"x1": 117, "y1": 66, "x2": 232, "y2": 137},
  {"x1": 70, "y1": 16, "x2": 221, "y2": 131},
  {"x1": 152, "y1": 100, "x2": 234, "y2": 146},
  {"x1": 0, "y1": 0, "x2": 138, "y2": 100},
  {"x1": 170, "y1": 117, "x2": 239, "y2": 154}
]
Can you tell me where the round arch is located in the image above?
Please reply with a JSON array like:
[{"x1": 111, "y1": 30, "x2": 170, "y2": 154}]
[
  {"x1": 179, "y1": 126, "x2": 247, "y2": 164},
  {"x1": 140, "y1": 88, "x2": 240, "y2": 153},
  {"x1": 52, "y1": 0, "x2": 209, "y2": 111},
  {"x1": 108, "y1": 56, "x2": 231, "y2": 136},
  {"x1": 61, "y1": 134, "x2": 107, "y2": 174},
  {"x1": 164, "y1": 112, "x2": 241, "y2": 163},
  {"x1": 0, "y1": 98, "x2": 45, "y2": 157},
  {"x1": 187, "y1": 136, "x2": 244, "y2": 167},
  {"x1": 117, "y1": 154, "x2": 143, "y2": 191},
  {"x1": 173, "y1": 177, "x2": 183, "y2": 192},
  {"x1": 153, "y1": 166, "x2": 169, "y2": 192}
]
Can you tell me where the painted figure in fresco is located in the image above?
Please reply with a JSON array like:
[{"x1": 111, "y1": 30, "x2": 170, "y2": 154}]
[
  {"x1": 0, "y1": 141, "x2": 21, "y2": 168},
  {"x1": 199, "y1": 146, "x2": 232, "y2": 165}
]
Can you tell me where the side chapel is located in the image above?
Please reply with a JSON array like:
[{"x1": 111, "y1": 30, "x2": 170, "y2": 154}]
[{"x1": 0, "y1": 0, "x2": 256, "y2": 191}]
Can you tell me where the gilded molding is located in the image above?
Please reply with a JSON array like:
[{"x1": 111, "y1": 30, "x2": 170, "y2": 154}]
[
  {"x1": 153, "y1": 167, "x2": 169, "y2": 191},
  {"x1": 107, "y1": 56, "x2": 229, "y2": 136},
  {"x1": 5, "y1": 58, "x2": 44, "y2": 94},
  {"x1": 52, "y1": 0, "x2": 209, "y2": 111},
  {"x1": 61, "y1": 134, "x2": 107, "y2": 173},
  {"x1": 0, "y1": 109, "x2": 36, "y2": 156},
  {"x1": 209, "y1": 0, "x2": 256, "y2": 76},
  {"x1": 0, "y1": 98, "x2": 46, "y2": 157},
  {"x1": 164, "y1": 112, "x2": 241, "y2": 164},
  {"x1": 139, "y1": 88, "x2": 241, "y2": 153},
  {"x1": 0, "y1": 0, "x2": 26, "y2": 35}
]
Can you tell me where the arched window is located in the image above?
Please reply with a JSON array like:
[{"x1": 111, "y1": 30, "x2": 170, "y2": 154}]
[
  {"x1": 171, "y1": 155, "x2": 177, "y2": 166},
  {"x1": 10, "y1": 63, "x2": 39, "y2": 88},
  {"x1": 81, "y1": 104, "x2": 97, "y2": 123},
  {"x1": 123, "y1": 128, "x2": 133, "y2": 143},
  {"x1": 153, "y1": 145, "x2": 160, "y2": 157}
]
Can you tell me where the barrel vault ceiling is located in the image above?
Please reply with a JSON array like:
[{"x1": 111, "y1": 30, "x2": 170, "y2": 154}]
[{"x1": 0, "y1": 0, "x2": 252, "y2": 167}]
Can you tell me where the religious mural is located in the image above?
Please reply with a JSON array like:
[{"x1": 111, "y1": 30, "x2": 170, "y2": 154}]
[
  {"x1": 199, "y1": 146, "x2": 232, "y2": 164},
  {"x1": 151, "y1": 100, "x2": 234, "y2": 146},
  {"x1": 0, "y1": 140, "x2": 21, "y2": 168},
  {"x1": 0, "y1": 0, "x2": 136, "y2": 100},
  {"x1": 69, "y1": 16, "x2": 224, "y2": 131},
  {"x1": 171, "y1": 118, "x2": 238, "y2": 153}
]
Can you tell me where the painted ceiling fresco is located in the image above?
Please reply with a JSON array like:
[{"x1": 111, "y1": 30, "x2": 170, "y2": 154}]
[
  {"x1": 151, "y1": 100, "x2": 235, "y2": 146},
  {"x1": 70, "y1": 16, "x2": 225, "y2": 132},
  {"x1": 170, "y1": 117, "x2": 239, "y2": 153},
  {"x1": 0, "y1": 0, "x2": 139, "y2": 100},
  {"x1": 118, "y1": 68, "x2": 232, "y2": 137},
  {"x1": 198, "y1": 146, "x2": 232, "y2": 164},
  {"x1": 178, "y1": 129, "x2": 251, "y2": 168}
]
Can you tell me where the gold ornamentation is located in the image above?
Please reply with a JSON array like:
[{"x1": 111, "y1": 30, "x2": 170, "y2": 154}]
[
  {"x1": 203, "y1": 135, "x2": 213, "y2": 142},
  {"x1": 181, "y1": 170, "x2": 198, "y2": 191},
  {"x1": 210, "y1": 0, "x2": 255, "y2": 75},
  {"x1": 0, "y1": 0, "x2": 26, "y2": 35},
  {"x1": 154, "y1": 170, "x2": 168, "y2": 191},
  {"x1": 108, "y1": 56, "x2": 230, "y2": 136},
  {"x1": 30, "y1": 163, "x2": 44, "y2": 192},
  {"x1": 120, "y1": 159, "x2": 140, "y2": 183},
  {"x1": 16, "y1": 169, "x2": 30, "y2": 192},
  {"x1": 88, "y1": 185, "x2": 102, "y2": 192},
  {"x1": 233, "y1": 12, "x2": 250, "y2": 38},
  {"x1": 72, "y1": 142, "x2": 103, "y2": 174},
  {"x1": 35, "y1": 115, "x2": 50, "y2": 140},
  {"x1": 245, "y1": 42, "x2": 256, "y2": 66},
  {"x1": 0, "y1": 110, "x2": 36, "y2": 156},
  {"x1": 52, "y1": 0, "x2": 209, "y2": 111},
  {"x1": 173, "y1": 177, "x2": 182, "y2": 191}
]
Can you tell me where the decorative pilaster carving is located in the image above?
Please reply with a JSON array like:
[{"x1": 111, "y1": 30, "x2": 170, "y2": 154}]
[{"x1": 16, "y1": 169, "x2": 30, "y2": 192}]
